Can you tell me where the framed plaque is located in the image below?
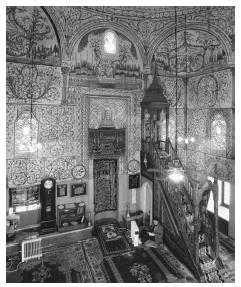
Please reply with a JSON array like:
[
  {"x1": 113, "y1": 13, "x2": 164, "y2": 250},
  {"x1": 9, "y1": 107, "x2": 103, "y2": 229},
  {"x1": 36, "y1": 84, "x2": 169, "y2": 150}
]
[
  {"x1": 57, "y1": 184, "x2": 67, "y2": 197},
  {"x1": 71, "y1": 183, "x2": 86, "y2": 197}
]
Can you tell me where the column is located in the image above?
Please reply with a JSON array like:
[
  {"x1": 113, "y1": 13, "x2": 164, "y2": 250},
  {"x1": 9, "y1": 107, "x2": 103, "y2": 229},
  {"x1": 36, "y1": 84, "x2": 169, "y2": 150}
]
[
  {"x1": 61, "y1": 65, "x2": 70, "y2": 104},
  {"x1": 231, "y1": 67, "x2": 235, "y2": 159},
  {"x1": 183, "y1": 77, "x2": 188, "y2": 166},
  {"x1": 213, "y1": 165, "x2": 219, "y2": 257}
]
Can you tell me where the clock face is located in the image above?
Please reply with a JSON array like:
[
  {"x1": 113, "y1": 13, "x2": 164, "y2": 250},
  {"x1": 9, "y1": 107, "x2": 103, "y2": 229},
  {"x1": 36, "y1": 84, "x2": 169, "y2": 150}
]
[
  {"x1": 72, "y1": 165, "x2": 86, "y2": 179},
  {"x1": 128, "y1": 159, "x2": 140, "y2": 173},
  {"x1": 44, "y1": 180, "x2": 53, "y2": 189}
]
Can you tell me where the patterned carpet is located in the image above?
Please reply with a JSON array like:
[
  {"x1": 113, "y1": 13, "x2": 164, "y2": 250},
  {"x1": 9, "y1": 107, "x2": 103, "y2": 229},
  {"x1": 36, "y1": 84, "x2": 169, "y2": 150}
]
[
  {"x1": 6, "y1": 231, "x2": 235, "y2": 283},
  {"x1": 218, "y1": 235, "x2": 235, "y2": 283},
  {"x1": 6, "y1": 240, "x2": 105, "y2": 283},
  {"x1": 96, "y1": 223, "x2": 133, "y2": 256},
  {"x1": 102, "y1": 246, "x2": 197, "y2": 283}
]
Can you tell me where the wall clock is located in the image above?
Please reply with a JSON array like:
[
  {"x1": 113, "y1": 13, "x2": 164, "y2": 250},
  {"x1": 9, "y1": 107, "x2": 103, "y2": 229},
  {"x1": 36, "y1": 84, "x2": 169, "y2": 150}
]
[
  {"x1": 72, "y1": 164, "x2": 86, "y2": 179},
  {"x1": 44, "y1": 179, "x2": 53, "y2": 189},
  {"x1": 127, "y1": 159, "x2": 140, "y2": 173}
]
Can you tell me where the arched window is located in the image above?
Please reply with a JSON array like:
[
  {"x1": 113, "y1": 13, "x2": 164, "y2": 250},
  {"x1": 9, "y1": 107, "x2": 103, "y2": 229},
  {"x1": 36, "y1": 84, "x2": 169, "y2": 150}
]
[
  {"x1": 103, "y1": 30, "x2": 117, "y2": 55},
  {"x1": 211, "y1": 113, "x2": 226, "y2": 154},
  {"x1": 15, "y1": 111, "x2": 39, "y2": 156}
]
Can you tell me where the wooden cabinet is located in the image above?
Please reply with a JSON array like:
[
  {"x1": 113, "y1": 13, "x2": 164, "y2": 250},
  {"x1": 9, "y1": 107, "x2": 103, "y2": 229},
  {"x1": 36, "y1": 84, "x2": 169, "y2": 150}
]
[{"x1": 57, "y1": 202, "x2": 86, "y2": 232}]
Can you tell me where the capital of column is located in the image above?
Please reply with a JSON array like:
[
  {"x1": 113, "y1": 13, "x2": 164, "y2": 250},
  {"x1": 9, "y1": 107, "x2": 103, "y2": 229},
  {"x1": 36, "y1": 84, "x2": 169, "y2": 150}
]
[{"x1": 61, "y1": 59, "x2": 72, "y2": 74}]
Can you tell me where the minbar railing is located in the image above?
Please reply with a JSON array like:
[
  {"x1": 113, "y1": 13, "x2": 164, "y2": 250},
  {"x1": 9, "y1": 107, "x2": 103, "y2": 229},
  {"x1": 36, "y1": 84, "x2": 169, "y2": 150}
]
[{"x1": 143, "y1": 138, "x2": 222, "y2": 280}]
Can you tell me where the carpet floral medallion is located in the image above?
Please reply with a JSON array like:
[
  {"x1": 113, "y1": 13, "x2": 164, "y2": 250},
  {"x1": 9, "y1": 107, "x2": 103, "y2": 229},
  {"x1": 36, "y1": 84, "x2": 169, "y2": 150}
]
[
  {"x1": 6, "y1": 241, "x2": 106, "y2": 283},
  {"x1": 96, "y1": 223, "x2": 133, "y2": 256}
]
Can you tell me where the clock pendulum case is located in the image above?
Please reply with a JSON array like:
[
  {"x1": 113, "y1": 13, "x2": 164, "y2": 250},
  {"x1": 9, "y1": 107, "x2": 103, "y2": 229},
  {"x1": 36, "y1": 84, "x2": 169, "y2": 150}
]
[{"x1": 40, "y1": 178, "x2": 56, "y2": 234}]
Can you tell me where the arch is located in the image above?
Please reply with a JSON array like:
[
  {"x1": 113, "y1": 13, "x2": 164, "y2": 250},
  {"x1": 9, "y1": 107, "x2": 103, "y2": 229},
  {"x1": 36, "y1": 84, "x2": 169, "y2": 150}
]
[
  {"x1": 146, "y1": 23, "x2": 232, "y2": 70},
  {"x1": 43, "y1": 6, "x2": 67, "y2": 60},
  {"x1": 67, "y1": 21, "x2": 145, "y2": 70}
]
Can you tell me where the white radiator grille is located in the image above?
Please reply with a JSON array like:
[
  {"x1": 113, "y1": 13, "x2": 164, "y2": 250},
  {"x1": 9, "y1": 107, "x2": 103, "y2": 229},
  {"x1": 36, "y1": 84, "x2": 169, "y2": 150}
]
[{"x1": 21, "y1": 237, "x2": 42, "y2": 262}]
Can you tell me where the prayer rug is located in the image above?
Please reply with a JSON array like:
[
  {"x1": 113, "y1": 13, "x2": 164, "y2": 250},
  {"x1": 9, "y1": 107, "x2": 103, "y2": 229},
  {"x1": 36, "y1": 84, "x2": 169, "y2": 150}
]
[
  {"x1": 82, "y1": 238, "x2": 107, "y2": 282},
  {"x1": 7, "y1": 243, "x2": 94, "y2": 283},
  {"x1": 149, "y1": 246, "x2": 197, "y2": 282},
  {"x1": 96, "y1": 223, "x2": 133, "y2": 256},
  {"x1": 102, "y1": 247, "x2": 196, "y2": 283}
]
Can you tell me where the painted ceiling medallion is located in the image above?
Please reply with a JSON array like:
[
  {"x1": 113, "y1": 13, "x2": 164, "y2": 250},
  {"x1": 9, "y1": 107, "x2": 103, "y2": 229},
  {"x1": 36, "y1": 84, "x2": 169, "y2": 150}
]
[
  {"x1": 128, "y1": 159, "x2": 140, "y2": 173},
  {"x1": 72, "y1": 164, "x2": 86, "y2": 179}
]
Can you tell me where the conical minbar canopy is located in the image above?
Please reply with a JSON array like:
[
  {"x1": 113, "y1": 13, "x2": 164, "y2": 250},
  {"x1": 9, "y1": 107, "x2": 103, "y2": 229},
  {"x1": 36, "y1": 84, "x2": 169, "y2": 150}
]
[{"x1": 142, "y1": 70, "x2": 168, "y2": 104}]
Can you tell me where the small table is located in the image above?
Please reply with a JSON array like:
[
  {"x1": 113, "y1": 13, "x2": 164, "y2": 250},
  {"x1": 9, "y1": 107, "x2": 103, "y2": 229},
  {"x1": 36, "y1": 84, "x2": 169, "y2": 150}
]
[{"x1": 123, "y1": 211, "x2": 143, "y2": 229}]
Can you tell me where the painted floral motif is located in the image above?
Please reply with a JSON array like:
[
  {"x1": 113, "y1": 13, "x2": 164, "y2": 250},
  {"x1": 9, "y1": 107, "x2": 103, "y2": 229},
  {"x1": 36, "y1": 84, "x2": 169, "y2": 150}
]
[
  {"x1": 197, "y1": 76, "x2": 218, "y2": 107},
  {"x1": 6, "y1": 104, "x2": 17, "y2": 158},
  {"x1": 36, "y1": 106, "x2": 75, "y2": 157},
  {"x1": 159, "y1": 77, "x2": 184, "y2": 107},
  {"x1": 188, "y1": 69, "x2": 232, "y2": 109},
  {"x1": 71, "y1": 29, "x2": 141, "y2": 79},
  {"x1": 7, "y1": 158, "x2": 44, "y2": 187},
  {"x1": 7, "y1": 63, "x2": 62, "y2": 104},
  {"x1": 6, "y1": 6, "x2": 60, "y2": 65},
  {"x1": 154, "y1": 30, "x2": 226, "y2": 74},
  {"x1": 45, "y1": 157, "x2": 76, "y2": 181},
  {"x1": 130, "y1": 263, "x2": 152, "y2": 283}
]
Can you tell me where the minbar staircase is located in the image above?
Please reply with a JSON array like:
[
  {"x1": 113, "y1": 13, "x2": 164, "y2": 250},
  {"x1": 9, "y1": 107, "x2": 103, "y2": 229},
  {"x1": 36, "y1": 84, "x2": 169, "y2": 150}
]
[{"x1": 142, "y1": 139, "x2": 224, "y2": 282}]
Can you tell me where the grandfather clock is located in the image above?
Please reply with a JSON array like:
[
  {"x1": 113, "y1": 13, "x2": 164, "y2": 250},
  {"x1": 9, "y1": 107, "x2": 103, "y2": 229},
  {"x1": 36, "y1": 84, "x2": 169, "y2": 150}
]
[{"x1": 40, "y1": 177, "x2": 56, "y2": 234}]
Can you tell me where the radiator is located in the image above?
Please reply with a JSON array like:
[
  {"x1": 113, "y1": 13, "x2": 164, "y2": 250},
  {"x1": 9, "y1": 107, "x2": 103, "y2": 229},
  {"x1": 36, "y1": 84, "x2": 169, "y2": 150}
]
[{"x1": 21, "y1": 237, "x2": 42, "y2": 262}]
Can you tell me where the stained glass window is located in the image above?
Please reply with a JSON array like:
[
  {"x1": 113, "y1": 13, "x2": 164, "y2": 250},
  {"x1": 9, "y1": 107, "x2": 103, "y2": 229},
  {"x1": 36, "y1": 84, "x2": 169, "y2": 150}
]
[
  {"x1": 211, "y1": 113, "x2": 226, "y2": 153},
  {"x1": 104, "y1": 30, "x2": 117, "y2": 54}
]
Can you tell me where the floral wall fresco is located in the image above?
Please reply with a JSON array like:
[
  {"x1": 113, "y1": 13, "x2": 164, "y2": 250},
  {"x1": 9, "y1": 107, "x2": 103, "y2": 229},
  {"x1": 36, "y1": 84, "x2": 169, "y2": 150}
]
[
  {"x1": 6, "y1": 6, "x2": 234, "y2": 188},
  {"x1": 188, "y1": 69, "x2": 232, "y2": 108},
  {"x1": 153, "y1": 30, "x2": 226, "y2": 75},
  {"x1": 6, "y1": 6, "x2": 60, "y2": 66},
  {"x1": 186, "y1": 68, "x2": 234, "y2": 182},
  {"x1": 71, "y1": 29, "x2": 142, "y2": 79},
  {"x1": 7, "y1": 62, "x2": 62, "y2": 104},
  {"x1": 36, "y1": 106, "x2": 76, "y2": 158}
]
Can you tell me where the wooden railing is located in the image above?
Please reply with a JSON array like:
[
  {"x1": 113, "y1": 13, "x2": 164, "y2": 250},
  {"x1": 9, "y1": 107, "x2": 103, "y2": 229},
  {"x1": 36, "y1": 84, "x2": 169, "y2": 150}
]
[
  {"x1": 145, "y1": 138, "x2": 222, "y2": 281},
  {"x1": 151, "y1": 141, "x2": 199, "y2": 263}
]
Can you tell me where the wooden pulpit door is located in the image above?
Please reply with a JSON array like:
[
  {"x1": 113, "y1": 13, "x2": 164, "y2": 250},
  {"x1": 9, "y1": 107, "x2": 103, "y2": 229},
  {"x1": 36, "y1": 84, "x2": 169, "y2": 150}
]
[{"x1": 94, "y1": 159, "x2": 118, "y2": 219}]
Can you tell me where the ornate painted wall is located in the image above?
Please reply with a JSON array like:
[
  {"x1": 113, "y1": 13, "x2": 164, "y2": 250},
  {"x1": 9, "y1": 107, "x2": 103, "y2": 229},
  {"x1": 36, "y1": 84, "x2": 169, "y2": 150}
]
[
  {"x1": 6, "y1": 6, "x2": 234, "y2": 207},
  {"x1": 71, "y1": 29, "x2": 141, "y2": 79},
  {"x1": 6, "y1": 6, "x2": 61, "y2": 66},
  {"x1": 153, "y1": 30, "x2": 226, "y2": 75},
  {"x1": 186, "y1": 68, "x2": 234, "y2": 182}
]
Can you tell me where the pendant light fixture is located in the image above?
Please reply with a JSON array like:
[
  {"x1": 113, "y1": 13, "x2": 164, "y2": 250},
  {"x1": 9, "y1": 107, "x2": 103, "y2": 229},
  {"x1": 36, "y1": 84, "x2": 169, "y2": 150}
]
[
  {"x1": 177, "y1": 14, "x2": 195, "y2": 145},
  {"x1": 168, "y1": 7, "x2": 184, "y2": 183},
  {"x1": 20, "y1": 7, "x2": 42, "y2": 153}
]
